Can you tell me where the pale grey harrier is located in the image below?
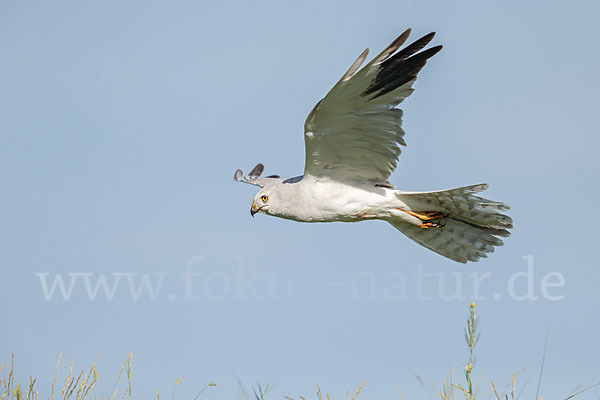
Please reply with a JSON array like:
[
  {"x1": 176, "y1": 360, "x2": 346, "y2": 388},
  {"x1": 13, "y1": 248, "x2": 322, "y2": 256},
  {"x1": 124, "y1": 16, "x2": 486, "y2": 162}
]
[{"x1": 234, "y1": 29, "x2": 513, "y2": 263}]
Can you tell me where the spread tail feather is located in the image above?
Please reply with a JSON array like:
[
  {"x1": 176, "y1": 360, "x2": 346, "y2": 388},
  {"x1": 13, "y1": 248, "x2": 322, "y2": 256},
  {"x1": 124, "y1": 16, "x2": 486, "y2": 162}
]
[{"x1": 391, "y1": 184, "x2": 512, "y2": 263}]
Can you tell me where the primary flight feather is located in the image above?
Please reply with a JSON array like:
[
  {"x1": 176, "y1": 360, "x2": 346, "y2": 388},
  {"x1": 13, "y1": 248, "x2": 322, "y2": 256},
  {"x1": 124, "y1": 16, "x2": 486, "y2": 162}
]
[{"x1": 234, "y1": 29, "x2": 513, "y2": 263}]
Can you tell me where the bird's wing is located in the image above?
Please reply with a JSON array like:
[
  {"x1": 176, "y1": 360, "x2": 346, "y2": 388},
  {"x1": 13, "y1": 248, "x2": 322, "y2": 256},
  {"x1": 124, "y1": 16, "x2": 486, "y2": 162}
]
[
  {"x1": 303, "y1": 29, "x2": 442, "y2": 184},
  {"x1": 233, "y1": 163, "x2": 280, "y2": 187}
]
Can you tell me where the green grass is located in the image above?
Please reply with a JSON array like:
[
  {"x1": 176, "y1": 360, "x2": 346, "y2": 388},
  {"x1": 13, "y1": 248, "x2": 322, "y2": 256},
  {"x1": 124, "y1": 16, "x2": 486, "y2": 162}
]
[
  {"x1": 284, "y1": 303, "x2": 599, "y2": 400},
  {"x1": 1, "y1": 353, "x2": 128, "y2": 400},
  {"x1": 2, "y1": 304, "x2": 598, "y2": 399}
]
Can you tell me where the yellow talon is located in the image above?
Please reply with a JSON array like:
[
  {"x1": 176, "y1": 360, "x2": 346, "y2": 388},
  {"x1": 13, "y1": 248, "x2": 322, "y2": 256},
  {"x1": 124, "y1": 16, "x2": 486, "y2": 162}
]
[
  {"x1": 396, "y1": 208, "x2": 447, "y2": 229},
  {"x1": 408, "y1": 210, "x2": 446, "y2": 221}
]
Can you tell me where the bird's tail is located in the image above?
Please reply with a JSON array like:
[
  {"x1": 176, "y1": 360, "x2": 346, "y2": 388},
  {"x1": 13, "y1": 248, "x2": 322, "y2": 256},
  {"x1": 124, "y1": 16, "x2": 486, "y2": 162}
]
[{"x1": 389, "y1": 184, "x2": 513, "y2": 263}]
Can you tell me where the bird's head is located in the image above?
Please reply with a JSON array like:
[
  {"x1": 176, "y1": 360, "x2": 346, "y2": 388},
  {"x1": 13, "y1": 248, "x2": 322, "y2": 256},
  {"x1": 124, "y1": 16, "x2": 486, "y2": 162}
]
[
  {"x1": 251, "y1": 189, "x2": 272, "y2": 217},
  {"x1": 250, "y1": 185, "x2": 283, "y2": 217}
]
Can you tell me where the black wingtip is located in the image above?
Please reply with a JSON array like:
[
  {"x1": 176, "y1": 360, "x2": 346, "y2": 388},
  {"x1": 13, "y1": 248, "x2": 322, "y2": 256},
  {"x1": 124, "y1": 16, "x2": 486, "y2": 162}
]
[
  {"x1": 419, "y1": 44, "x2": 443, "y2": 59},
  {"x1": 394, "y1": 32, "x2": 436, "y2": 60},
  {"x1": 363, "y1": 33, "x2": 443, "y2": 98},
  {"x1": 421, "y1": 32, "x2": 436, "y2": 42}
]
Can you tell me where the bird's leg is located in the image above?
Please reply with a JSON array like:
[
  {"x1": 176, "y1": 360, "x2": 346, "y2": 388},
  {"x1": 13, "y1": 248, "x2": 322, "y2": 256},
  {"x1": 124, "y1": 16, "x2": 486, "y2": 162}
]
[
  {"x1": 403, "y1": 210, "x2": 447, "y2": 228},
  {"x1": 420, "y1": 220, "x2": 446, "y2": 229},
  {"x1": 406, "y1": 210, "x2": 444, "y2": 220}
]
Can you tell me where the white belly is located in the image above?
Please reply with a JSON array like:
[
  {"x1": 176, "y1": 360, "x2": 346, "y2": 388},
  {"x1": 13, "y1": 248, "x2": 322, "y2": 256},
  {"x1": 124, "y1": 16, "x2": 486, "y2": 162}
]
[{"x1": 289, "y1": 179, "x2": 406, "y2": 223}]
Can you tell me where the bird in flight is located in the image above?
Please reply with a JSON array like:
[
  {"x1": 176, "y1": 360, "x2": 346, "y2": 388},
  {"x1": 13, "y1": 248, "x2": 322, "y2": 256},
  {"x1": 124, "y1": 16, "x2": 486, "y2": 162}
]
[{"x1": 234, "y1": 29, "x2": 512, "y2": 263}]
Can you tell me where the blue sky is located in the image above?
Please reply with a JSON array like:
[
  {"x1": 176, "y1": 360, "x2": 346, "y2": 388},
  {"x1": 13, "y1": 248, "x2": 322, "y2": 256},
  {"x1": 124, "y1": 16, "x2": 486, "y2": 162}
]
[{"x1": 1, "y1": 0, "x2": 599, "y2": 398}]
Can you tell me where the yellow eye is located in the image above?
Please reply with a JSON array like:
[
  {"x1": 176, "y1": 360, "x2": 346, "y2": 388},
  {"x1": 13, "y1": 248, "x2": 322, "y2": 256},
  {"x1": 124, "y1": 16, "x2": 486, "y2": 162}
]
[{"x1": 261, "y1": 195, "x2": 268, "y2": 202}]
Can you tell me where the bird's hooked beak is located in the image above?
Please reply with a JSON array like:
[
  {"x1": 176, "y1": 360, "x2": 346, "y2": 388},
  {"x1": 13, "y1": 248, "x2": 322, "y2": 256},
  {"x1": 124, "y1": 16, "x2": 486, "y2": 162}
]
[{"x1": 251, "y1": 201, "x2": 268, "y2": 217}]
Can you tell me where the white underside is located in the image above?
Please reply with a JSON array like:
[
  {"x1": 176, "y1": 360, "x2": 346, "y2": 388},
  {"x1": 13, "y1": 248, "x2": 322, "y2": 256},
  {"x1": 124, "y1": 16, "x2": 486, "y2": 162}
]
[
  {"x1": 256, "y1": 176, "x2": 512, "y2": 263},
  {"x1": 263, "y1": 176, "x2": 420, "y2": 226}
]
